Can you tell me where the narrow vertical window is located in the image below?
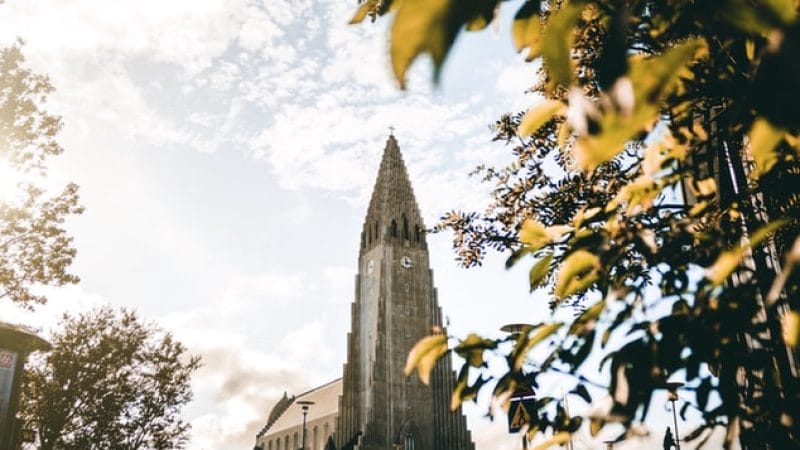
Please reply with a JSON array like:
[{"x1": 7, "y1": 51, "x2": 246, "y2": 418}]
[
  {"x1": 391, "y1": 220, "x2": 398, "y2": 238},
  {"x1": 402, "y1": 214, "x2": 409, "y2": 240}
]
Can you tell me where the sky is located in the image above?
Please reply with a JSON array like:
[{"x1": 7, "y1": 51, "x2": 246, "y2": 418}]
[{"x1": 0, "y1": 1, "x2": 710, "y2": 449}]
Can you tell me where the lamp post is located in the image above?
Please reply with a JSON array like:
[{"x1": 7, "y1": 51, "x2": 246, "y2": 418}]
[
  {"x1": 297, "y1": 400, "x2": 314, "y2": 450},
  {"x1": 666, "y1": 382, "x2": 684, "y2": 450}
]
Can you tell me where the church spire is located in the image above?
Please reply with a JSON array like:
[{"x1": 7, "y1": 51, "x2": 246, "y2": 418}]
[{"x1": 360, "y1": 134, "x2": 425, "y2": 252}]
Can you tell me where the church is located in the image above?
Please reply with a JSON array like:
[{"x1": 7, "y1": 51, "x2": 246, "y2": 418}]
[{"x1": 254, "y1": 135, "x2": 475, "y2": 450}]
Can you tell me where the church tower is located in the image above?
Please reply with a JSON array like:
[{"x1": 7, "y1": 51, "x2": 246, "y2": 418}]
[{"x1": 334, "y1": 135, "x2": 474, "y2": 450}]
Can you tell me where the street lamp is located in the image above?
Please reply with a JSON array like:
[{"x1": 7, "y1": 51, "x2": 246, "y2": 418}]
[
  {"x1": 297, "y1": 400, "x2": 314, "y2": 450},
  {"x1": 665, "y1": 382, "x2": 684, "y2": 450}
]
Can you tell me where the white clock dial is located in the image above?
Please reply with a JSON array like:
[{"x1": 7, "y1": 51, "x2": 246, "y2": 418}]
[
  {"x1": 367, "y1": 259, "x2": 375, "y2": 274},
  {"x1": 400, "y1": 256, "x2": 413, "y2": 269}
]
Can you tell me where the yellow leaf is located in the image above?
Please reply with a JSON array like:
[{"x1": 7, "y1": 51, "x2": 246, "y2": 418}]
[
  {"x1": 540, "y1": 1, "x2": 583, "y2": 92},
  {"x1": 512, "y1": 1, "x2": 543, "y2": 60},
  {"x1": 532, "y1": 432, "x2": 572, "y2": 450},
  {"x1": 518, "y1": 100, "x2": 565, "y2": 136},
  {"x1": 783, "y1": 310, "x2": 800, "y2": 347},
  {"x1": 349, "y1": 0, "x2": 379, "y2": 24},
  {"x1": 748, "y1": 118, "x2": 785, "y2": 178},
  {"x1": 555, "y1": 250, "x2": 600, "y2": 300},
  {"x1": 404, "y1": 334, "x2": 448, "y2": 384},
  {"x1": 390, "y1": 0, "x2": 454, "y2": 88}
]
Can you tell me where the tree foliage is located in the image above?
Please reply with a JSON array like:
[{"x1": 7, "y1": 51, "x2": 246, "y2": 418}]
[
  {"x1": 20, "y1": 307, "x2": 201, "y2": 450},
  {"x1": 0, "y1": 44, "x2": 82, "y2": 307},
  {"x1": 352, "y1": 0, "x2": 800, "y2": 448}
]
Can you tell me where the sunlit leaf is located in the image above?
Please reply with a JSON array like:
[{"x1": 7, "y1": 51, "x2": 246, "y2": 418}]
[
  {"x1": 512, "y1": 0, "x2": 543, "y2": 60},
  {"x1": 748, "y1": 117, "x2": 786, "y2": 178},
  {"x1": 518, "y1": 100, "x2": 565, "y2": 136},
  {"x1": 455, "y1": 333, "x2": 497, "y2": 367},
  {"x1": 512, "y1": 323, "x2": 562, "y2": 370},
  {"x1": 466, "y1": 1, "x2": 499, "y2": 31},
  {"x1": 529, "y1": 252, "x2": 554, "y2": 291},
  {"x1": 405, "y1": 334, "x2": 448, "y2": 384},
  {"x1": 540, "y1": 1, "x2": 584, "y2": 92},
  {"x1": 706, "y1": 220, "x2": 786, "y2": 285},
  {"x1": 389, "y1": 0, "x2": 455, "y2": 88},
  {"x1": 555, "y1": 250, "x2": 600, "y2": 300},
  {"x1": 573, "y1": 39, "x2": 707, "y2": 172},
  {"x1": 532, "y1": 431, "x2": 572, "y2": 450},
  {"x1": 519, "y1": 219, "x2": 571, "y2": 251},
  {"x1": 349, "y1": 0, "x2": 379, "y2": 24},
  {"x1": 782, "y1": 310, "x2": 800, "y2": 347}
]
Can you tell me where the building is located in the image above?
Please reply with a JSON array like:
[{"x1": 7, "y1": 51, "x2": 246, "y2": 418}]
[{"x1": 255, "y1": 135, "x2": 474, "y2": 450}]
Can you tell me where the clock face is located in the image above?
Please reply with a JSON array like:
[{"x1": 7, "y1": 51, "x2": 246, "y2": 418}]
[
  {"x1": 400, "y1": 256, "x2": 413, "y2": 269},
  {"x1": 367, "y1": 259, "x2": 374, "y2": 274}
]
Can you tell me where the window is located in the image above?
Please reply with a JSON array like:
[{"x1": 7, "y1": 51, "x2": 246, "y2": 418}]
[
  {"x1": 294, "y1": 432, "x2": 299, "y2": 450},
  {"x1": 284, "y1": 436, "x2": 289, "y2": 450},
  {"x1": 390, "y1": 220, "x2": 397, "y2": 238},
  {"x1": 313, "y1": 426, "x2": 319, "y2": 450},
  {"x1": 402, "y1": 214, "x2": 409, "y2": 240},
  {"x1": 404, "y1": 433, "x2": 415, "y2": 450},
  {"x1": 415, "y1": 225, "x2": 421, "y2": 243}
]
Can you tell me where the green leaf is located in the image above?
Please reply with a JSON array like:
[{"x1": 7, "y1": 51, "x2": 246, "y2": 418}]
[
  {"x1": 529, "y1": 252, "x2": 554, "y2": 291},
  {"x1": 554, "y1": 250, "x2": 600, "y2": 300},
  {"x1": 512, "y1": 0, "x2": 543, "y2": 60},
  {"x1": 748, "y1": 117, "x2": 785, "y2": 178},
  {"x1": 540, "y1": 1, "x2": 584, "y2": 92},
  {"x1": 518, "y1": 100, "x2": 565, "y2": 136},
  {"x1": 404, "y1": 334, "x2": 449, "y2": 384}
]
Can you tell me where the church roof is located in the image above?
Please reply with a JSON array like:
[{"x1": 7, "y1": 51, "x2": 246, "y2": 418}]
[
  {"x1": 364, "y1": 134, "x2": 424, "y2": 227},
  {"x1": 259, "y1": 378, "x2": 343, "y2": 436}
]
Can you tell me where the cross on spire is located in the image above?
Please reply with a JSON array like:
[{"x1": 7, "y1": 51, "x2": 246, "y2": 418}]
[{"x1": 388, "y1": 125, "x2": 396, "y2": 136}]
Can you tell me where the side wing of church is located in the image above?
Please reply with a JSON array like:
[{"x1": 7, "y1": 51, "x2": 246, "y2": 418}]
[{"x1": 255, "y1": 135, "x2": 474, "y2": 450}]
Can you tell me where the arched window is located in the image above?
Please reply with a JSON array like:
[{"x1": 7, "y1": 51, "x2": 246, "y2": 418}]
[
  {"x1": 284, "y1": 436, "x2": 289, "y2": 450},
  {"x1": 414, "y1": 225, "x2": 421, "y2": 243},
  {"x1": 293, "y1": 432, "x2": 299, "y2": 450},
  {"x1": 313, "y1": 426, "x2": 319, "y2": 450},
  {"x1": 404, "y1": 433, "x2": 416, "y2": 450},
  {"x1": 374, "y1": 221, "x2": 379, "y2": 240},
  {"x1": 402, "y1": 214, "x2": 409, "y2": 240},
  {"x1": 390, "y1": 220, "x2": 397, "y2": 238}
]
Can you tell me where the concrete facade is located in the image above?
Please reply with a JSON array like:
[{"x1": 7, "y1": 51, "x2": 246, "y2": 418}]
[{"x1": 256, "y1": 135, "x2": 474, "y2": 450}]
